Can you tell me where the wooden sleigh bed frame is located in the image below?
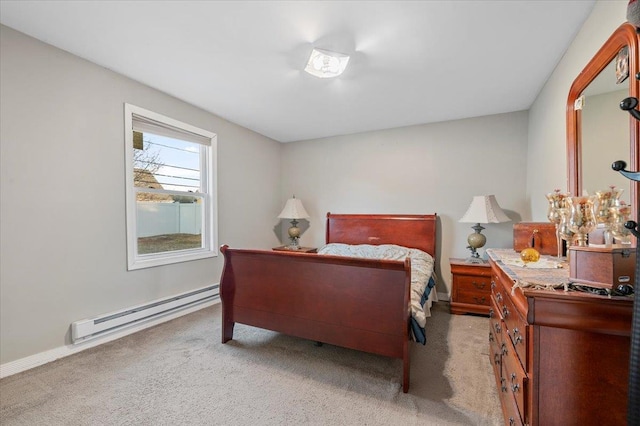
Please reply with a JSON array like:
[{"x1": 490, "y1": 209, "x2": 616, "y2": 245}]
[{"x1": 219, "y1": 213, "x2": 437, "y2": 393}]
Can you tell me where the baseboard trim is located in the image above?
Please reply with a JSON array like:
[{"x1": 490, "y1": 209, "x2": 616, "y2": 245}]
[
  {"x1": 0, "y1": 297, "x2": 220, "y2": 379},
  {"x1": 437, "y1": 291, "x2": 450, "y2": 302}
]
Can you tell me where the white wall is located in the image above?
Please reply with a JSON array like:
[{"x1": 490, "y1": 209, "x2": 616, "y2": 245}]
[
  {"x1": 0, "y1": 25, "x2": 282, "y2": 364},
  {"x1": 583, "y1": 89, "x2": 631, "y2": 200},
  {"x1": 527, "y1": 0, "x2": 628, "y2": 220},
  {"x1": 281, "y1": 111, "x2": 530, "y2": 295}
]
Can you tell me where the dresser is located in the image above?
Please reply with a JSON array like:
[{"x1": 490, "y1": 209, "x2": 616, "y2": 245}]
[
  {"x1": 449, "y1": 258, "x2": 491, "y2": 315},
  {"x1": 487, "y1": 249, "x2": 633, "y2": 426}
]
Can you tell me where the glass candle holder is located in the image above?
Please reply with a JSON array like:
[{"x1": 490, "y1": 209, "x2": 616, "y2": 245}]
[
  {"x1": 546, "y1": 189, "x2": 569, "y2": 257},
  {"x1": 595, "y1": 186, "x2": 623, "y2": 245},
  {"x1": 595, "y1": 186, "x2": 623, "y2": 224},
  {"x1": 610, "y1": 202, "x2": 632, "y2": 245},
  {"x1": 568, "y1": 195, "x2": 597, "y2": 247},
  {"x1": 558, "y1": 207, "x2": 575, "y2": 246}
]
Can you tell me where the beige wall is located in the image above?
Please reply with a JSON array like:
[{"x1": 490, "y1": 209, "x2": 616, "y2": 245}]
[
  {"x1": 527, "y1": 1, "x2": 627, "y2": 219},
  {"x1": 0, "y1": 25, "x2": 282, "y2": 364},
  {"x1": 583, "y1": 89, "x2": 631, "y2": 200},
  {"x1": 281, "y1": 111, "x2": 530, "y2": 295}
]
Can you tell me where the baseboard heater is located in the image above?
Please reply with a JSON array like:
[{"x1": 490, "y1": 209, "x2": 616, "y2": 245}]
[{"x1": 71, "y1": 285, "x2": 218, "y2": 343}]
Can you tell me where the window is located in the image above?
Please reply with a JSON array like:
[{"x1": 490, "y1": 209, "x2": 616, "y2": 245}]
[{"x1": 124, "y1": 104, "x2": 217, "y2": 270}]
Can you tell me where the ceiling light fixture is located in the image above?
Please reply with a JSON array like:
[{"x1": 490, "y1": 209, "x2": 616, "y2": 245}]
[{"x1": 304, "y1": 48, "x2": 350, "y2": 78}]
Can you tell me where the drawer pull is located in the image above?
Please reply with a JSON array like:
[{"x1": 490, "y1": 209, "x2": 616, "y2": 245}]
[
  {"x1": 491, "y1": 281, "x2": 496, "y2": 290},
  {"x1": 494, "y1": 323, "x2": 502, "y2": 334},
  {"x1": 513, "y1": 327, "x2": 523, "y2": 344},
  {"x1": 496, "y1": 292, "x2": 503, "y2": 302},
  {"x1": 501, "y1": 377, "x2": 507, "y2": 393},
  {"x1": 511, "y1": 372, "x2": 521, "y2": 392},
  {"x1": 472, "y1": 281, "x2": 486, "y2": 290},
  {"x1": 509, "y1": 417, "x2": 515, "y2": 426},
  {"x1": 502, "y1": 305, "x2": 509, "y2": 318},
  {"x1": 489, "y1": 308, "x2": 494, "y2": 318},
  {"x1": 494, "y1": 354, "x2": 500, "y2": 365},
  {"x1": 473, "y1": 296, "x2": 486, "y2": 304},
  {"x1": 501, "y1": 343, "x2": 508, "y2": 356},
  {"x1": 489, "y1": 331, "x2": 494, "y2": 342}
]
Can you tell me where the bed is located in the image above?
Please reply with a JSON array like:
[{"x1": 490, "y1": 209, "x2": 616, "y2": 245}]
[{"x1": 219, "y1": 213, "x2": 438, "y2": 392}]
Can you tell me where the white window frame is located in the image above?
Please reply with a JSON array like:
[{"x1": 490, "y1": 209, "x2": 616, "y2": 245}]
[{"x1": 124, "y1": 103, "x2": 218, "y2": 270}]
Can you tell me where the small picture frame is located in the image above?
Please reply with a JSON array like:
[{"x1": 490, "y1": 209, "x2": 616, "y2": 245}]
[{"x1": 616, "y1": 46, "x2": 629, "y2": 84}]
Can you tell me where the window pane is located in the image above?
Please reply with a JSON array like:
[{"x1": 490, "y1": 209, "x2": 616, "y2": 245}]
[
  {"x1": 133, "y1": 132, "x2": 201, "y2": 192},
  {"x1": 125, "y1": 103, "x2": 217, "y2": 270},
  {"x1": 136, "y1": 193, "x2": 203, "y2": 255}
]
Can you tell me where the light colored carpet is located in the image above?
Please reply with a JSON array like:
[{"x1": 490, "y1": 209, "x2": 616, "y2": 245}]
[{"x1": 1, "y1": 302, "x2": 502, "y2": 425}]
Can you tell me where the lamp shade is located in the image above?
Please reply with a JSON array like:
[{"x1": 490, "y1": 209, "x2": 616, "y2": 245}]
[
  {"x1": 459, "y1": 195, "x2": 510, "y2": 224},
  {"x1": 278, "y1": 196, "x2": 310, "y2": 220}
]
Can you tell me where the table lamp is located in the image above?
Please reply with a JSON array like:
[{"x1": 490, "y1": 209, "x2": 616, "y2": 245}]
[
  {"x1": 459, "y1": 195, "x2": 510, "y2": 263},
  {"x1": 278, "y1": 195, "x2": 310, "y2": 249}
]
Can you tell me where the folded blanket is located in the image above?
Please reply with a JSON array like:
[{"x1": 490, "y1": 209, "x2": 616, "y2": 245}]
[{"x1": 317, "y1": 243, "x2": 436, "y2": 328}]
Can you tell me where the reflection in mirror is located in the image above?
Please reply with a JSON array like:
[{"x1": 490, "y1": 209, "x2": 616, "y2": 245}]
[{"x1": 581, "y1": 55, "x2": 630, "y2": 203}]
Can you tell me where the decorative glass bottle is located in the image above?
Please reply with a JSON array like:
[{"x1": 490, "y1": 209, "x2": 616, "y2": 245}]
[
  {"x1": 546, "y1": 189, "x2": 569, "y2": 257},
  {"x1": 610, "y1": 202, "x2": 632, "y2": 245},
  {"x1": 595, "y1": 186, "x2": 623, "y2": 245},
  {"x1": 557, "y1": 207, "x2": 575, "y2": 246},
  {"x1": 568, "y1": 195, "x2": 597, "y2": 246}
]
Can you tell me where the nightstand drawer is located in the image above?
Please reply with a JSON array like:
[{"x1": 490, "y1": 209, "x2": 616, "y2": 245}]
[
  {"x1": 453, "y1": 274, "x2": 491, "y2": 294},
  {"x1": 455, "y1": 287, "x2": 490, "y2": 306}
]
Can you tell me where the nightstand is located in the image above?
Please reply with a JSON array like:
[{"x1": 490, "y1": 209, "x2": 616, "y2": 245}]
[
  {"x1": 272, "y1": 246, "x2": 317, "y2": 253},
  {"x1": 449, "y1": 258, "x2": 491, "y2": 315}
]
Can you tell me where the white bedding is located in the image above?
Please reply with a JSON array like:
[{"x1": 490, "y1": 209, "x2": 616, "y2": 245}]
[{"x1": 317, "y1": 243, "x2": 438, "y2": 328}]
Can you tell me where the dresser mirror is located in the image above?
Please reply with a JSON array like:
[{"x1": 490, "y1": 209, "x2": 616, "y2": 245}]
[{"x1": 567, "y1": 23, "x2": 640, "y2": 227}]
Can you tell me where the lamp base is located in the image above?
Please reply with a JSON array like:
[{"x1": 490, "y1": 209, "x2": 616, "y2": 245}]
[
  {"x1": 286, "y1": 219, "x2": 301, "y2": 249},
  {"x1": 465, "y1": 257, "x2": 486, "y2": 264},
  {"x1": 466, "y1": 223, "x2": 487, "y2": 261},
  {"x1": 285, "y1": 241, "x2": 300, "y2": 250}
]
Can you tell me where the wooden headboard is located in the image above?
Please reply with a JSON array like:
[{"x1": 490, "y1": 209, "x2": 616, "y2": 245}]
[{"x1": 325, "y1": 213, "x2": 437, "y2": 258}]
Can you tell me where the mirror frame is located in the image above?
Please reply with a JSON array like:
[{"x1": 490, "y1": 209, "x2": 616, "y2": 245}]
[{"x1": 567, "y1": 22, "x2": 640, "y2": 220}]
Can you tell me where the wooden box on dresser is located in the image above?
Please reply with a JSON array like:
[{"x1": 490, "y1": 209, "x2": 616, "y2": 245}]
[{"x1": 488, "y1": 250, "x2": 633, "y2": 426}]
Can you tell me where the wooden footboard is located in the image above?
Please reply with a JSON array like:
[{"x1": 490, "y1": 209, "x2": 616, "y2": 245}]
[{"x1": 219, "y1": 245, "x2": 413, "y2": 392}]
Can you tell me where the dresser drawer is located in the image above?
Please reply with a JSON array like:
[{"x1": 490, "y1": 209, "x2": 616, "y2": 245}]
[
  {"x1": 489, "y1": 332, "x2": 504, "y2": 392},
  {"x1": 492, "y1": 278, "x2": 528, "y2": 369},
  {"x1": 502, "y1": 338, "x2": 528, "y2": 424},
  {"x1": 489, "y1": 297, "x2": 505, "y2": 347},
  {"x1": 501, "y1": 289, "x2": 528, "y2": 368},
  {"x1": 502, "y1": 386, "x2": 525, "y2": 426}
]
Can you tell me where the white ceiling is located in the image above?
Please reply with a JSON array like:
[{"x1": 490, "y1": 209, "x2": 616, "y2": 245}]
[{"x1": 0, "y1": 1, "x2": 596, "y2": 143}]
